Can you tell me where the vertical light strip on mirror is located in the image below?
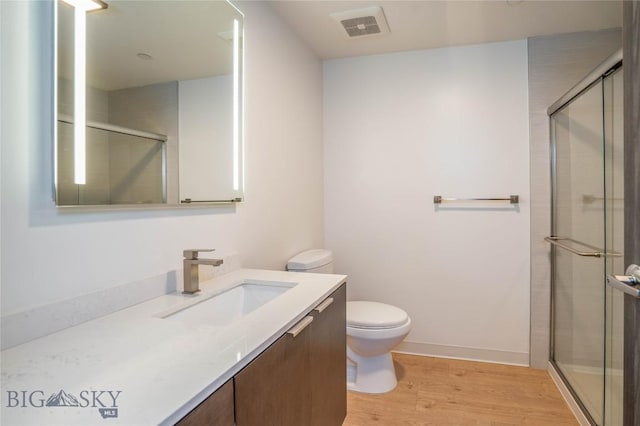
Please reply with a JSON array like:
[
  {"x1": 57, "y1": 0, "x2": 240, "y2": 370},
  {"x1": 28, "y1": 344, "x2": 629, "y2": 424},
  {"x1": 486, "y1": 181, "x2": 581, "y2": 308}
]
[
  {"x1": 73, "y1": 4, "x2": 86, "y2": 184},
  {"x1": 232, "y1": 18, "x2": 240, "y2": 191},
  {"x1": 62, "y1": 0, "x2": 107, "y2": 184},
  {"x1": 54, "y1": 1, "x2": 59, "y2": 194}
]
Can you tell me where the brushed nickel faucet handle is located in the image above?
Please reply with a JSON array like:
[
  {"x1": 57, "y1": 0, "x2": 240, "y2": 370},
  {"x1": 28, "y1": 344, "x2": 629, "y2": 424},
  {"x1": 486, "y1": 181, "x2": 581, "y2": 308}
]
[{"x1": 183, "y1": 249, "x2": 215, "y2": 260}]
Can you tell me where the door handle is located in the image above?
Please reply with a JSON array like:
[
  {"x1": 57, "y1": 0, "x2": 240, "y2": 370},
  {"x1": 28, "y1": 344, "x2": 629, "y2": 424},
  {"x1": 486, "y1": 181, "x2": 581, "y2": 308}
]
[
  {"x1": 606, "y1": 264, "x2": 640, "y2": 299},
  {"x1": 287, "y1": 316, "x2": 313, "y2": 338},
  {"x1": 314, "y1": 297, "x2": 334, "y2": 314}
]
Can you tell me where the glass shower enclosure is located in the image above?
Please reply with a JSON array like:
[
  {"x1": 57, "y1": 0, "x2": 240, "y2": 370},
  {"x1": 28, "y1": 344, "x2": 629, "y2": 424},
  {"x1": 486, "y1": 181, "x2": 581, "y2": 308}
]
[{"x1": 548, "y1": 50, "x2": 624, "y2": 425}]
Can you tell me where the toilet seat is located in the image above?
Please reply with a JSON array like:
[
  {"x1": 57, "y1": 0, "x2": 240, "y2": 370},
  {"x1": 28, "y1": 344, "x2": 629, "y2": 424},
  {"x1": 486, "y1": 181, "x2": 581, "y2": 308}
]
[{"x1": 347, "y1": 301, "x2": 409, "y2": 329}]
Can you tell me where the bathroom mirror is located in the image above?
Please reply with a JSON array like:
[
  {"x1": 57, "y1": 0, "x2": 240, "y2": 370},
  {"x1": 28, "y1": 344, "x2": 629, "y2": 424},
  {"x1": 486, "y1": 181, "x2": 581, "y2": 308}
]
[{"x1": 55, "y1": 0, "x2": 244, "y2": 206}]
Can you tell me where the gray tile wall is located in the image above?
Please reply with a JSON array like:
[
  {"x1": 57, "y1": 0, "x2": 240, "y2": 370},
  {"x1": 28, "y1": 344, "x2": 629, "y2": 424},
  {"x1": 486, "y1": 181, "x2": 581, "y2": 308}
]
[{"x1": 108, "y1": 82, "x2": 178, "y2": 204}]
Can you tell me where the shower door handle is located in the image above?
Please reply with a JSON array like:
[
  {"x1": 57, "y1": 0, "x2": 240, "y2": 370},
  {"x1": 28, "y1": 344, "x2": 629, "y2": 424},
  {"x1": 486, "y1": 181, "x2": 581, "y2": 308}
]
[
  {"x1": 606, "y1": 264, "x2": 640, "y2": 299},
  {"x1": 544, "y1": 236, "x2": 623, "y2": 258}
]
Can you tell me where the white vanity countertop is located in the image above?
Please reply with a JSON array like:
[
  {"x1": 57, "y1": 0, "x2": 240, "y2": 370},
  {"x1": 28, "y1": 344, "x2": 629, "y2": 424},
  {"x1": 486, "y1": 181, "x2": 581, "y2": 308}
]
[{"x1": 0, "y1": 269, "x2": 347, "y2": 425}]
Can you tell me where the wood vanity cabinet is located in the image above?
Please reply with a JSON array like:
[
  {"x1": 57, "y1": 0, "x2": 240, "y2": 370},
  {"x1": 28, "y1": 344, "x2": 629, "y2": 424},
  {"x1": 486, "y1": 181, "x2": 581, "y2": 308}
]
[
  {"x1": 176, "y1": 283, "x2": 346, "y2": 426},
  {"x1": 175, "y1": 379, "x2": 234, "y2": 426},
  {"x1": 309, "y1": 283, "x2": 347, "y2": 426},
  {"x1": 235, "y1": 283, "x2": 347, "y2": 426},
  {"x1": 234, "y1": 315, "x2": 312, "y2": 425}
]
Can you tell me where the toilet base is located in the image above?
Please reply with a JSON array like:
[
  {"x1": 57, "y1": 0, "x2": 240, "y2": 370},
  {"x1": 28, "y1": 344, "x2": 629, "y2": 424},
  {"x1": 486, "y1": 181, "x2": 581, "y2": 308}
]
[{"x1": 347, "y1": 348, "x2": 398, "y2": 394}]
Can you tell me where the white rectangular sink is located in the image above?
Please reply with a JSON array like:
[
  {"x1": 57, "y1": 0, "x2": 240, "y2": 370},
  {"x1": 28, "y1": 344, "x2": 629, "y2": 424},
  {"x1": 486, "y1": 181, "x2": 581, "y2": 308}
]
[{"x1": 162, "y1": 280, "x2": 296, "y2": 327}]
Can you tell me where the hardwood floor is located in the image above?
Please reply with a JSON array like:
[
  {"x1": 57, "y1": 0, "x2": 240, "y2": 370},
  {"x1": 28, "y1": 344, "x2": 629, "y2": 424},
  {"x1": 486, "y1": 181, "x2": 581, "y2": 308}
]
[{"x1": 343, "y1": 353, "x2": 578, "y2": 426}]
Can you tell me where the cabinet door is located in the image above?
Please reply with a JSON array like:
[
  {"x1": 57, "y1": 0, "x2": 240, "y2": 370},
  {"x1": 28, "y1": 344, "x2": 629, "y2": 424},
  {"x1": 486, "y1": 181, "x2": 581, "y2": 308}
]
[
  {"x1": 234, "y1": 316, "x2": 313, "y2": 426},
  {"x1": 310, "y1": 284, "x2": 347, "y2": 426},
  {"x1": 176, "y1": 379, "x2": 234, "y2": 426}
]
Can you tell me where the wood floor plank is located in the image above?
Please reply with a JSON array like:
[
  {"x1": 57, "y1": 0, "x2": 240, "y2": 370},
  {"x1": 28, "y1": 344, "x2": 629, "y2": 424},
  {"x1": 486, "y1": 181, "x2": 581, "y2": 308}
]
[{"x1": 343, "y1": 353, "x2": 578, "y2": 426}]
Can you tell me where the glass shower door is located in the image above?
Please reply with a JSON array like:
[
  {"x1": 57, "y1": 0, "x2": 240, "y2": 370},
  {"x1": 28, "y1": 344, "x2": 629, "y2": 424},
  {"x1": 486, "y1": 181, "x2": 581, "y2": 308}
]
[
  {"x1": 550, "y1": 61, "x2": 624, "y2": 426},
  {"x1": 552, "y1": 78, "x2": 606, "y2": 425}
]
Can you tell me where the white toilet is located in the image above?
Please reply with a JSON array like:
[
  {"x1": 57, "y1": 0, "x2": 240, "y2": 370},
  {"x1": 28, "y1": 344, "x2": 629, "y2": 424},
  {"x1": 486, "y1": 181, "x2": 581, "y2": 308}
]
[
  {"x1": 345, "y1": 301, "x2": 411, "y2": 393},
  {"x1": 287, "y1": 249, "x2": 412, "y2": 394}
]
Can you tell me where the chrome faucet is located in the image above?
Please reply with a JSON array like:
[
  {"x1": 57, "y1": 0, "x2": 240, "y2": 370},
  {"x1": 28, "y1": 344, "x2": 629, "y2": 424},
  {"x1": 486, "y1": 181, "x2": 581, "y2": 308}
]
[{"x1": 183, "y1": 249, "x2": 224, "y2": 294}]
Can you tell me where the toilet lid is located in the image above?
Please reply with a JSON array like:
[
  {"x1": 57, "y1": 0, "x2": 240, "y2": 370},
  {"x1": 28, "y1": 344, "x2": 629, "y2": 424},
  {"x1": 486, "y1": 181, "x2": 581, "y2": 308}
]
[{"x1": 347, "y1": 301, "x2": 409, "y2": 329}]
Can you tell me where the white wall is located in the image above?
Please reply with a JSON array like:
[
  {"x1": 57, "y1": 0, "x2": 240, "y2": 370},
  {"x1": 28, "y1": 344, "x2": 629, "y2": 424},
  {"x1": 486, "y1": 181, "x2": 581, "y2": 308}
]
[
  {"x1": 324, "y1": 40, "x2": 531, "y2": 364},
  {"x1": 0, "y1": 1, "x2": 324, "y2": 315},
  {"x1": 179, "y1": 75, "x2": 235, "y2": 201}
]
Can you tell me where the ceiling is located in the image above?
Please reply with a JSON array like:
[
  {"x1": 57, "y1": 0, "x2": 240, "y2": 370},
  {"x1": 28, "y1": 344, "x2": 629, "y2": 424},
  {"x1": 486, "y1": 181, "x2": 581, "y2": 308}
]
[{"x1": 267, "y1": 0, "x2": 622, "y2": 60}]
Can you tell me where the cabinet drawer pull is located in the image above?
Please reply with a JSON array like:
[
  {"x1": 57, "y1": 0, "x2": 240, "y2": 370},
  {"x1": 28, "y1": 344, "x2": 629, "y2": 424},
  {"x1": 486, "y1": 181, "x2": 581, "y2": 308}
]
[
  {"x1": 314, "y1": 297, "x2": 334, "y2": 314},
  {"x1": 287, "y1": 316, "x2": 313, "y2": 338}
]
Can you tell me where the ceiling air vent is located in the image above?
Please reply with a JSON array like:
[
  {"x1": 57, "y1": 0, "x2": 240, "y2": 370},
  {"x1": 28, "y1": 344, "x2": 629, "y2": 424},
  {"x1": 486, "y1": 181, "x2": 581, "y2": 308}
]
[{"x1": 330, "y1": 6, "x2": 390, "y2": 38}]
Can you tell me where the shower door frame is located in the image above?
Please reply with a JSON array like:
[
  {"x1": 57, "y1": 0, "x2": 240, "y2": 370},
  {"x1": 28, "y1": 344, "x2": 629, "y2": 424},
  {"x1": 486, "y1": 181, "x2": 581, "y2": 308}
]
[{"x1": 548, "y1": 49, "x2": 623, "y2": 426}]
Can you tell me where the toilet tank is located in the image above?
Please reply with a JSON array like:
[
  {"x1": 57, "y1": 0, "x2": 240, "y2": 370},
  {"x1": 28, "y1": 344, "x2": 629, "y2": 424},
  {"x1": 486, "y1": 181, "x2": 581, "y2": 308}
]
[{"x1": 287, "y1": 249, "x2": 334, "y2": 274}]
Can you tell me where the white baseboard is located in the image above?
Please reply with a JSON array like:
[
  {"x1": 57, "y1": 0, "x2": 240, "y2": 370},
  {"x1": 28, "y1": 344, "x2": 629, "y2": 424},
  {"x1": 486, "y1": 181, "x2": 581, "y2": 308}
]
[{"x1": 394, "y1": 340, "x2": 529, "y2": 366}]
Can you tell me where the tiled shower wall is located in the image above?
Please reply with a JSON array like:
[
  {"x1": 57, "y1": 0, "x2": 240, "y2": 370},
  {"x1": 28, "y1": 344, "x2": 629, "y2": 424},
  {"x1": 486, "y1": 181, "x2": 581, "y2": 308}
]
[
  {"x1": 108, "y1": 82, "x2": 177, "y2": 204},
  {"x1": 56, "y1": 80, "x2": 173, "y2": 205}
]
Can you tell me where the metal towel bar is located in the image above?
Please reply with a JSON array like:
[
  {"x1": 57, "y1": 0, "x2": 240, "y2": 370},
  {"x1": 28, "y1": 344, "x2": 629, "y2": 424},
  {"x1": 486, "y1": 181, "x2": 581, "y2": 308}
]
[
  {"x1": 58, "y1": 113, "x2": 168, "y2": 142},
  {"x1": 433, "y1": 195, "x2": 519, "y2": 204},
  {"x1": 544, "y1": 236, "x2": 622, "y2": 258},
  {"x1": 582, "y1": 194, "x2": 624, "y2": 204},
  {"x1": 181, "y1": 198, "x2": 242, "y2": 204}
]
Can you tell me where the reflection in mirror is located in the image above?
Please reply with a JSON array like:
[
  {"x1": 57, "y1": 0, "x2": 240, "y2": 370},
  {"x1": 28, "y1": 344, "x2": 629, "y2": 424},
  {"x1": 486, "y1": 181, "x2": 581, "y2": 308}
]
[{"x1": 55, "y1": 0, "x2": 244, "y2": 206}]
